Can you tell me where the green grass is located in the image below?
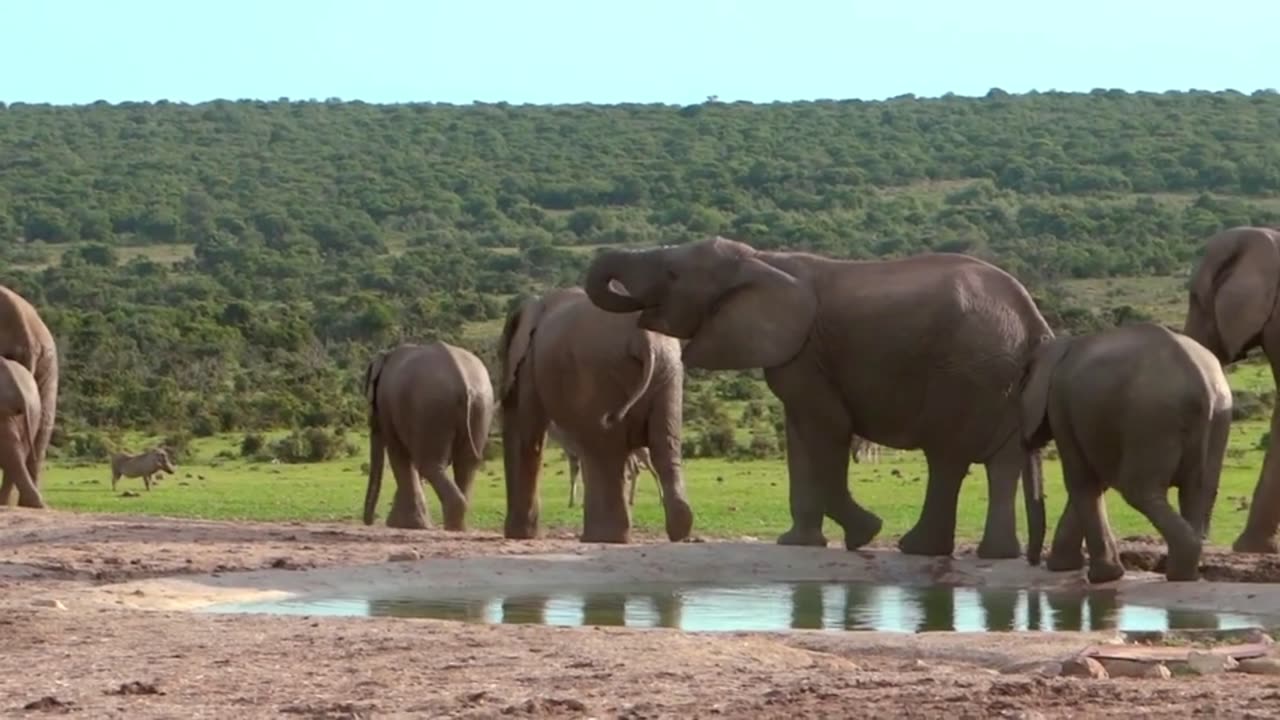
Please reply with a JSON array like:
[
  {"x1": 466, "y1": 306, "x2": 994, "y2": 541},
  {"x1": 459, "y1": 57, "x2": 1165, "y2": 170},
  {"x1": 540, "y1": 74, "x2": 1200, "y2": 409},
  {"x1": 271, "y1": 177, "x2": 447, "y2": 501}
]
[{"x1": 40, "y1": 413, "x2": 1273, "y2": 548}]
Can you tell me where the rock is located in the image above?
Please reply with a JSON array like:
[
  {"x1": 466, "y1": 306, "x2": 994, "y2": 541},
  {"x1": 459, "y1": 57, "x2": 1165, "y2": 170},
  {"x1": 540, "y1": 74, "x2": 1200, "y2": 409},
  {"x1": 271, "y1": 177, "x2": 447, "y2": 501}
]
[
  {"x1": 1060, "y1": 656, "x2": 1109, "y2": 679},
  {"x1": 1097, "y1": 658, "x2": 1171, "y2": 679},
  {"x1": 1187, "y1": 651, "x2": 1239, "y2": 675},
  {"x1": 1236, "y1": 657, "x2": 1280, "y2": 675},
  {"x1": 1001, "y1": 711, "x2": 1047, "y2": 720},
  {"x1": 31, "y1": 598, "x2": 67, "y2": 610},
  {"x1": 388, "y1": 550, "x2": 421, "y2": 562}
]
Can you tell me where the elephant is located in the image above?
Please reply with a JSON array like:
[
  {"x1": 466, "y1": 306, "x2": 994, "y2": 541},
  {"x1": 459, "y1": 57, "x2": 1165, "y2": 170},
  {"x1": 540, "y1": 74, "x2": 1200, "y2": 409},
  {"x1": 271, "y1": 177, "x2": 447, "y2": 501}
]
[
  {"x1": 583, "y1": 236, "x2": 1050, "y2": 561},
  {"x1": 0, "y1": 359, "x2": 43, "y2": 506},
  {"x1": 1183, "y1": 224, "x2": 1280, "y2": 553},
  {"x1": 110, "y1": 448, "x2": 177, "y2": 491},
  {"x1": 0, "y1": 285, "x2": 58, "y2": 510},
  {"x1": 546, "y1": 421, "x2": 661, "y2": 507},
  {"x1": 498, "y1": 287, "x2": 693, "y2": 544},
  {"x1": 363, "y1": 341, "x2": 495, "y2": 530},
  {"x1": 1020, "y1": 322, "x2": 1233, "y2": 583}
]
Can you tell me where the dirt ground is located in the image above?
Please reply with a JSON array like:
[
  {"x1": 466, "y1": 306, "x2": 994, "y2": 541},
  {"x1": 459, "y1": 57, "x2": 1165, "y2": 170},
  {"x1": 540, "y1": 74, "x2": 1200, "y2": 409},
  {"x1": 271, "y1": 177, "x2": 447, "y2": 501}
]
[{"x1": 6, "y1": 508, "x2": 1280, "y2": 719}]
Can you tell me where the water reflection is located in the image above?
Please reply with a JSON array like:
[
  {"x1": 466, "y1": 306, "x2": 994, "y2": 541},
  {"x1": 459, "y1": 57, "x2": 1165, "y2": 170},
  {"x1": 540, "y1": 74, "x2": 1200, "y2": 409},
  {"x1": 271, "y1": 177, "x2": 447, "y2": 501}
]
[{"x1": 350, "y1": 581, "x2": 1264, "y2": 634}]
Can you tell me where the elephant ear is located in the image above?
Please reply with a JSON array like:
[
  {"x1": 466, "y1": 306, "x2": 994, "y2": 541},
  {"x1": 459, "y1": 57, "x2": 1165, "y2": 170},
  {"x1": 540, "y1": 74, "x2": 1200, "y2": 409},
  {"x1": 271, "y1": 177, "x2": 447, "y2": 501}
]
[
  {"x1": 682, "y1": 257, "x2": 818, "y2": 370},
  {"x1": 364, "y1": 350, "x2": 389, "y2": 406},
  {"x1": 498, "y1": 298, "x2": 545, "y2": 403},
  {"x1": 0, "y1": 359, "x2": 40, "y2": 455},
  {"x1": 1018, "y1": 338, "x2": 1070, "y2": 447},
  {"x1": 1199, "y1": 228, "x2": 1280, "y2": 363}
]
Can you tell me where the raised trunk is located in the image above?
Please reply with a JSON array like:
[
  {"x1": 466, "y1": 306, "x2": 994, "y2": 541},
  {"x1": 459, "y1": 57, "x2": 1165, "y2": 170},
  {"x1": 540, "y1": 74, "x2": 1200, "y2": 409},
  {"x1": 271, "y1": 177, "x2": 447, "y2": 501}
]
[{"x1": 583, "y1": 250, "x2": 650, "y2": 313}]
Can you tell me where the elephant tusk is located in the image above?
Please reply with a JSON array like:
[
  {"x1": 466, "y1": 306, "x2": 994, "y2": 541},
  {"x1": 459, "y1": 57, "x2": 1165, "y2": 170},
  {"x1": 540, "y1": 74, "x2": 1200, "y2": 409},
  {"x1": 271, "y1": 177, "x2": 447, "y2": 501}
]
[{"x1": 607, "y1": 278, "x2": 634, "y2": 297}]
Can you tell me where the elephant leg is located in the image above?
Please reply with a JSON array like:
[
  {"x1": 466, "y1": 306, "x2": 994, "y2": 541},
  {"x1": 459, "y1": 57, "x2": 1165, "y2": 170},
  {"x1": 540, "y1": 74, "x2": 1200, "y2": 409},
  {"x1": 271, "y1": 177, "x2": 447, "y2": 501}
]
[
  {"x1": 1117, "y1": 451, "x2": 1202, "y2": 582},
  {"x1": 647, "y1": 407, "x2": 694, "y2": 542},
  {"x1": 502, "y1": 383, "x2": 548, "y2": 540},
  {"x1": 0, "y1": 430, "x2": 44, "y2": 509},
  {"x1": 0, "y1": 473, "x2": 10, "y2": 506},
  {"x1": 784, "y1": 407, "x2": 881, "y2": 550},
  {"x1": 385, "y1": 438, "x2": 430, "y2": 530},
  {"x1": 976, "y1": 441, "x2": 1024, "y2": 559},
  {"x1": 453, "y1": 451, "x2": 480, "y2": 502},
  {"x1": 1189, "y1": 408, "x2": 1232, "y2": 541},
  {"x1": 897, "y1": 451, "x2": 968, "y2": 556},
  {"x1": 1074, "y1": 487, "x2": 1124, "y2": 584},
  {"x1": 1235, "y1": 403, "x2": 1280, "y2": 553},
  {"x1": 580, "y1": 451, "x2": 631, "y2": 544},
  {"x1": 419, "y1": 460, "x2": 467, "y2": 531},
  {"x1": 1046, "y1": 496, "x2": 1086, "y2": 572}
]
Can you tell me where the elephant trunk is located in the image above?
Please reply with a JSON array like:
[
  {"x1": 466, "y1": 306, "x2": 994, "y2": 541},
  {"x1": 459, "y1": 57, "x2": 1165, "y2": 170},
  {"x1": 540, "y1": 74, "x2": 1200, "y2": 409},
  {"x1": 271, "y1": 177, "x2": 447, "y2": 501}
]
[
  {"x1": 584, "y1": 250, "x2": 649, "y2": 313},
  {"x1": 1023, "y1": 448, "x2": 1046, "y2": 566}
]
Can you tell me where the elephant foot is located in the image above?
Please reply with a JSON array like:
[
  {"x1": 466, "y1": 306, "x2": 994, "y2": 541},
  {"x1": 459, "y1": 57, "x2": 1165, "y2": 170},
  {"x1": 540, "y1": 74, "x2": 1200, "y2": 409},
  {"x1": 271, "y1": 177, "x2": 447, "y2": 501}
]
[
  {"x1": 580, "y1": 527, "x2": 631, "y2": 544},
  {"x1": 663, "y1": 497, "x2": 694, "y2": 542},
  {"x1": 777, "y1": 525, "x2": 828, "y2": 547},
  {"x1": 897, "y1": 526, "x2": 954, "y2": 557},
  {"x1": 504, "y1": 518, "x2": 540, "y2": 540},
  {"x1": 1232, "y1": 533, "x2": 1279, "y2": 554},
  {"x1": 1086, "y1": 559, "x2": 1126, "y2": 584},
  {"x1": 842, "y1": 512, "x2": 883, "y2": 551},
  {"x1": 1046, "y1": 550, "x2": 1086, "y2": 573},
  {"x1": 441, "y1": 505, "x2": 469, "y2": 532},
  {"x1": 386, "y1": 510, "x2": 430, "y2": 530},
  {"x1": 975, "y1": 533, "x2": 1022, "y2": 560}
]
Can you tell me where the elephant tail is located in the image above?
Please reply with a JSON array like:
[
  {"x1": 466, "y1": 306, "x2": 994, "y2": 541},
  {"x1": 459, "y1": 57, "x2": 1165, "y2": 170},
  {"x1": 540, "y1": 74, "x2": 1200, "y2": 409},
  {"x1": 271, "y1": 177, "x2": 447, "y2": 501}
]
[
  {"x1": 601, "y1": 334, "x2": 657, "y2": 429},
  {"x1": 1022, "y1": 447, "x2": 1046, "y2": 566},
  {"x1": 363, "y1": 353, "x2": 388, "y2": 526},
  {"x1": 461, "y1": 390, "x2": 486, "y2": 461}
]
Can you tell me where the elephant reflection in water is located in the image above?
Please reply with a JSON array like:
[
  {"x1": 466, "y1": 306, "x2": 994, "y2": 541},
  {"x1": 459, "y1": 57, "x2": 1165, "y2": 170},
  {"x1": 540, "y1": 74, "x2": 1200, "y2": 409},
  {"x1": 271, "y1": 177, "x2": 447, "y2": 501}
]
[{"x1": 367, "y1": 596, "x2": 491, "y2": 622}]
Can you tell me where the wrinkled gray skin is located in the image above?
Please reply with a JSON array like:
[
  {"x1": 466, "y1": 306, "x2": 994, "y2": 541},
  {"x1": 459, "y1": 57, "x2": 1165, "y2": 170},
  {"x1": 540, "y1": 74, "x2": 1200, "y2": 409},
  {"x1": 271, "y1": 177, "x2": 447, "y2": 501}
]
[
  {"x1": 0, "y1": 285, "x2": 57, "y2": 510},
  {"x1": 547, "y1": 422, "x2": 660, "y2": 508},
  {"x1": 110, "y1": 448, "x2": 177, "y2": 491},
  {"x1": 1184, "y1": 225, "x2": 1280, "y2": 554},
  {"x1": 584, "y1": 237, "x2": 1049, "y2": 561},
  {"x1": 363, "y1": 341, "x2": 495, "y2": 530},
  {"x1": 1021, "y1": 323, "x2": 1233, "y2": 583},
  {"x1": 0, "y1": 359, "x2": 42, "y2": 504},
  {"x1": 499, "y1": 287, "x2": 692, "y2": 544}
]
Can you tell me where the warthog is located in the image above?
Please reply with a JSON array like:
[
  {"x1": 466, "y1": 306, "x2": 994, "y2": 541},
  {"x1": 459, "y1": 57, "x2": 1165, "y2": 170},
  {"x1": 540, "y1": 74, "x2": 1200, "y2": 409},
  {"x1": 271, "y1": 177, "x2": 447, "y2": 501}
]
[{"x1": 110, "y1": 448, "x2": 177, "y2": 491}]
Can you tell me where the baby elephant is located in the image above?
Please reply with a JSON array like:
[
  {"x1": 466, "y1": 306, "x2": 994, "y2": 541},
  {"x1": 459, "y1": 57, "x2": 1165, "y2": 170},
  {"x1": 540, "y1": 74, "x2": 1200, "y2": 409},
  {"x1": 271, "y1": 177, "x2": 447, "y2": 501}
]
[
  {"x1": 364, "y1": 341, "x2": 495, "y2": 530},
  {"x1": 1020, "y1": 322, "x2": 1232, "y2": 583}
]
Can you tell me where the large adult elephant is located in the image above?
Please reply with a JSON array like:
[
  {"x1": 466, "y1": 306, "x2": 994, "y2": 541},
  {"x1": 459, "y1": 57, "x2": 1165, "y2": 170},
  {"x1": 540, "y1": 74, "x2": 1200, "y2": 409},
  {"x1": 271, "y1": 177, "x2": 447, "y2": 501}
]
[
  {"x1": 1183, "y1": 225, "x2": 1280, "y2": 553},
  {"x1": 0, "y1": 285, "x2": 58, "y2": 510},
  {"x1": 583, "y1": 236, "x2": 1050, "y2": 561},
  {"x1": 499, "y1": 287, "x2": 692, "y2": 544},
  {"x1": 363, "y1": 341, "x2": 494, "y2": 530}
]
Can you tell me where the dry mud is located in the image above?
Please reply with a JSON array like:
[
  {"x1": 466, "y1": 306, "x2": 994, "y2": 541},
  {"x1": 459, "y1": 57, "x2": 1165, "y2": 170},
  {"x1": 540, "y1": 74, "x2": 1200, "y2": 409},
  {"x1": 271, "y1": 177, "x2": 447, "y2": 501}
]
[{"x1": 5, "y1": 507, "x2": 1280, "y2": 719}]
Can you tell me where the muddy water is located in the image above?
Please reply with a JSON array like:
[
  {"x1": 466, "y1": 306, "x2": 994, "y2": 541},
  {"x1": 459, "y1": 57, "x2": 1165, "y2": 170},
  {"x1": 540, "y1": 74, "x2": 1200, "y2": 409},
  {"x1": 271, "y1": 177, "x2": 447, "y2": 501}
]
[{"x1": 203, "y1": 581, "x2": 1271, "y2": 633}]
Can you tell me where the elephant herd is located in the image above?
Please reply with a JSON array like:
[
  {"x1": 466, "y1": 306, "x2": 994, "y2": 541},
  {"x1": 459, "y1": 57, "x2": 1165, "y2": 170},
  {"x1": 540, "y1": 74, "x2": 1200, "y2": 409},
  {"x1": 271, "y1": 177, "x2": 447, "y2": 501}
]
[
  {"x1": 355, "y1": 226, "x2": 1280, "y2": 584},
  {"x1": 4, "y1": 226, "x2": 1280, "y2": 585}
]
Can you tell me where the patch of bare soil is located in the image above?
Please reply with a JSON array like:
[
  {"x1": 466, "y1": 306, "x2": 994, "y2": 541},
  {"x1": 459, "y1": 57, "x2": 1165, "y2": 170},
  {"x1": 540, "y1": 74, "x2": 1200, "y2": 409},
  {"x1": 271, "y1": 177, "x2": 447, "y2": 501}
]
[{"x1": 5, "y1": 508, "x2": 1280, "y2": 719}]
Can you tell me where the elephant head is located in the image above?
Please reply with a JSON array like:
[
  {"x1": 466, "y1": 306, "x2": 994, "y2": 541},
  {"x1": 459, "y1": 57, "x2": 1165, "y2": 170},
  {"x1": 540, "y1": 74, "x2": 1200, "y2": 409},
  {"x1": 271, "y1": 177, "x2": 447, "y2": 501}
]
[
  {"x1": 583, "y1": 237, "x2": 818, "y2": 370},
  {"x1": 1184, "y1": 226, "x2": 1280, "y2": 365}
]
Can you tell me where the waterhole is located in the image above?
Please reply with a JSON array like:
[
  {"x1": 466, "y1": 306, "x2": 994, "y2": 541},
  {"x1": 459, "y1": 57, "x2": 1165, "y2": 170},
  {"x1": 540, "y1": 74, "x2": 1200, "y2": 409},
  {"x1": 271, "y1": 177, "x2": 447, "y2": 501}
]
[{"x1": 203, "y1": 581, "x2": 1269, "y2": 633}]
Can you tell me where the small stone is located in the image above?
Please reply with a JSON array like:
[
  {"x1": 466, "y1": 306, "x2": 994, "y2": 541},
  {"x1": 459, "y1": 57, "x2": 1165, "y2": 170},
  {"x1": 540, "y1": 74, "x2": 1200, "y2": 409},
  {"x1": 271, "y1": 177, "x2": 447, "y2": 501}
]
[
  {"x1": 1060, "y1": 656, "x2": 1108, "y2": 679},
  {"x1": 31, "y1": 599, "x2": 66, "y2": 610},
  {"x1": 387, "y1": 550, "x2": 421, "y2": 562},
  {"x1": 1002, "y1": 711, "x2": 1047, "y2": 720},
  {"x1": 1097, "y1": 658, "x2": 1171, "y2": 679},
  {"x1": 1235, "y1": 657, "x2": 1280, "y2": 675},
  {"x1": 1187, "y1": 651, "x2": 1239, "y2": 675}
]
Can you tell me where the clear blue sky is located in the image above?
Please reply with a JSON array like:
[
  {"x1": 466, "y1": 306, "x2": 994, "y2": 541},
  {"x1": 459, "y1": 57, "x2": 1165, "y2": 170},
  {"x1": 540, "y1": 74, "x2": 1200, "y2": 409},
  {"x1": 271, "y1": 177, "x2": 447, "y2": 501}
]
[{"x1": 5, "y1": 0, "x2": 1275, "y2": 106}]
